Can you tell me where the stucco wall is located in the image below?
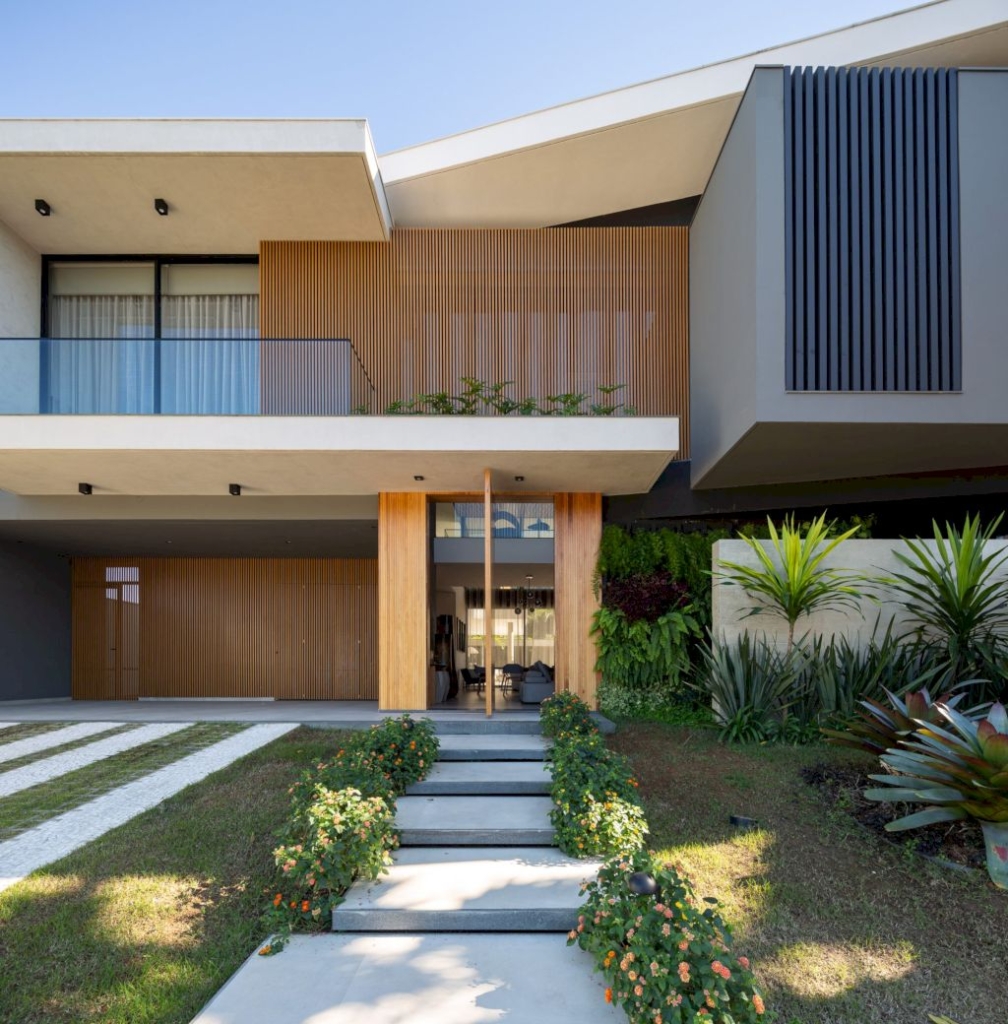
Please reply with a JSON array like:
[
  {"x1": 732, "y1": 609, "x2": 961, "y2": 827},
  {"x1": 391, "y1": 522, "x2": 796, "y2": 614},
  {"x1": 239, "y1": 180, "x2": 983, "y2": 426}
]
[
  {"x1": 711, "y1": 537, "x2": 1008, "y2": 651},
  {"x1": 0, "y1": 540, "x2": 72, "y2": 701},
  {"x1": 0, "y1": 219, "x2": 41, "y2": 413}
]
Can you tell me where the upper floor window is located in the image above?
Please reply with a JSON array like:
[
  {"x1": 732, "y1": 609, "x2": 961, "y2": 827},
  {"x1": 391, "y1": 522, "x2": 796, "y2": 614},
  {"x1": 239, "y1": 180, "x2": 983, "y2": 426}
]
[{"x1": 46, "y1": 258, "x2": 258, "y2": 339}]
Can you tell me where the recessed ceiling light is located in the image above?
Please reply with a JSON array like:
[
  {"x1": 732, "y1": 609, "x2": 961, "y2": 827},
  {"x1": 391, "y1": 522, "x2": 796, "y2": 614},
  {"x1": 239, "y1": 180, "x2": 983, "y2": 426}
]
[
  {"x1": 413, "y1": 475, "x2": 425, "y2": 481},
  {"x1": 514, "y1": 475, "x2": 525, "y2": 482},
  {"x1": 35, "y1": 199, "x2": 51, "y2": 216},
  {"x1": 154, "y1": 198, "x2": 169, "y2": 216}
]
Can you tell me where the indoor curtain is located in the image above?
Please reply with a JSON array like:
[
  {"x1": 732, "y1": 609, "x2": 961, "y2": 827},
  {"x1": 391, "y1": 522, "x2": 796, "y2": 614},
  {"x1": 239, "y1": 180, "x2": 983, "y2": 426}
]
[
  {"x1": 160, "y1": 294, "x2": 259, "y2": 414},
  {"x1": 46, "y1": 295, "x2": 155, "y2": 413}
]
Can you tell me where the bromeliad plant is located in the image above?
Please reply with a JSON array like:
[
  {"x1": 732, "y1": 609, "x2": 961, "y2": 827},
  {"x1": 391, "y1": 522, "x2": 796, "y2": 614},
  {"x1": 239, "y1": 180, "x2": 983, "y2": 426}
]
[
  {"x1": 865, "y1": 702, "x2": 1008, "y2": 887},
  {"x1": 715, "y1": 513, "x2": 868, "y2": 658},
  {"x1": 570, "y1": 849, "x2": 766, "y2": 1022}
]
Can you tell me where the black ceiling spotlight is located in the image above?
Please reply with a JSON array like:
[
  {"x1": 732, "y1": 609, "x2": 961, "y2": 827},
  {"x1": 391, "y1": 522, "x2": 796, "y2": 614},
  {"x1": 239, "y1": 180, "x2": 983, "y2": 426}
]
[
  {"x1": 154, "y1": 198, "x2": 169, "y2": 216},
  {"x1": 514, "y1": 475, "x2": 525, "y2": 482},
  {"x1": 229, "y1": 483, "x2": 241, "y2": 496},
  {"x1": 413, "y1": 475, "x2": 425, "y2": 481},
  {"x1": 35, "y1": 199, "x2": 51, "y2": 216},
  {"x1": 78, "y1": 482, "x2": 93, "y2": 496}
]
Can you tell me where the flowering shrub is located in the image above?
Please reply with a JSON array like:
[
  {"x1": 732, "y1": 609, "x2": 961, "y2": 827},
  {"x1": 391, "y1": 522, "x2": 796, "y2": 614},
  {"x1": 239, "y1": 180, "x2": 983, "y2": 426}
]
[
  {"x1": 541, "y1": 691, "x2": 596, "y2": 738},
  {"x1": 570, "y1": 849, "x2": 766, "y2": 1022},
  {"x1": 264, "y1": 785, "x2": 396, "y2": 948},
  {"x1": 549, "y1": 729, "x2": 648, "y2": 857},
  {"x1": 261, "y1": 714, "x2": 437, "y2": 953}
]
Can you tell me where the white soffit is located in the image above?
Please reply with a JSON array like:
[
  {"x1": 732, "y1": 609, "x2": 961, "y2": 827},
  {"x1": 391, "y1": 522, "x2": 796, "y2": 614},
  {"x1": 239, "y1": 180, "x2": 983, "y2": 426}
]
[
  {"x1": 380, "y1": 0, "x2": 1008, "y2": 227},
  {"x1": 0, "y1": 416, "x2": 680, "y2": 497},
  {"x1": 0, "y1": 120, "x2": 392, "y2": 252}
]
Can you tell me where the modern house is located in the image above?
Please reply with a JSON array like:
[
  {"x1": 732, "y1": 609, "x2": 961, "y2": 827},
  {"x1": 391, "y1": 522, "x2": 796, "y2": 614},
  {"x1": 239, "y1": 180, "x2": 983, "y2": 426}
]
[{"x1": 1, "y1": 0, "x2": 1006, "y2": 711}]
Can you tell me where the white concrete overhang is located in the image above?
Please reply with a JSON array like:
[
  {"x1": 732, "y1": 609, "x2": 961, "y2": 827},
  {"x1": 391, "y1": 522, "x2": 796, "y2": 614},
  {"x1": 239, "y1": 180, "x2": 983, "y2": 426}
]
[
  {"x1": 0, "y1": 119, "x2": 392, "y2": 253},
  {"x1": 379, "y1": 0, "x2": 1008, "y2": 226},
  {"x1": 0, "y1": 415, "x2": 679, "y2": 497}
]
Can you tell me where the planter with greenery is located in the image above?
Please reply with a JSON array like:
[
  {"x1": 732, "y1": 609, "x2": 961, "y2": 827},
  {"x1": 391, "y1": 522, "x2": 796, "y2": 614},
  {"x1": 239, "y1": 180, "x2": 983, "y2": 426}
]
[
  {"x1": 261, "y1": 714, "x2": 439, "y2": 951},
  {"x1": 570, "y1": 848, "x2": 766, "y2": 1022},
  {"x1": 865, "y1": 701, "x2": 1008, "y2": 888}
]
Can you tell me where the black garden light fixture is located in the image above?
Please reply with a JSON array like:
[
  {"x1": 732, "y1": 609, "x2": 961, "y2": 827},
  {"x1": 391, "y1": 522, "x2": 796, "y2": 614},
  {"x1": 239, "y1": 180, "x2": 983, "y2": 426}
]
[
  {"x1": 154, "y1": 198, "x2": 169, "y2": 216},
  {"x1": 35, "y1": 199, "x2": 51, "y2": 216},
  {"x1": 627, "y1": 871, "x2": 661, "y2": 899}
]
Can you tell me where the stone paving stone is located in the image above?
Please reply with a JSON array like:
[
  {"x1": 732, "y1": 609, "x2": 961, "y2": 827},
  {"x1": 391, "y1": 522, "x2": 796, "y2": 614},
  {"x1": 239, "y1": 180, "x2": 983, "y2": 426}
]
[
  {"x1": 0, "y1": 722, "x2": 121, "y2": 766},
  {"x1": 0, "y1": 723, "x2": 294, "y2": 893},
  {"x1": 0, "y1": 723, "x2": 188, "y2": 798}
]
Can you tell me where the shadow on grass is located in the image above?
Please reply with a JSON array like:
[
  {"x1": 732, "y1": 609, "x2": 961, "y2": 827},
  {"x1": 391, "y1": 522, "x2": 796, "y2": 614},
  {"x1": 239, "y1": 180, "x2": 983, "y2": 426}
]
[
  {"x1": 0, "y1": 727, "x2": 348, "y2": 1024},
  {"x1": 610, "y1": 722, "x2": 1007, "y2": 1024}
]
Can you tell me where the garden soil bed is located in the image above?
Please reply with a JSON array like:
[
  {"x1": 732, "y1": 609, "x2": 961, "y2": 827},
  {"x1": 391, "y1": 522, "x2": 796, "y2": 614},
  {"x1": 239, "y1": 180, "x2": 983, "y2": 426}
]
[{"x1": 801, "y1": 761, "x2": 986, "y2": 871}]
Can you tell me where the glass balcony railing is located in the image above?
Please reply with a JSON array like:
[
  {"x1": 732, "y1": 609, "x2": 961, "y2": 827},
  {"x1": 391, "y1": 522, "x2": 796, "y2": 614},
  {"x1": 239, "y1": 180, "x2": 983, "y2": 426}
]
[{"x1": 0, "y1": 337, "x2": 375, "y2": 415}]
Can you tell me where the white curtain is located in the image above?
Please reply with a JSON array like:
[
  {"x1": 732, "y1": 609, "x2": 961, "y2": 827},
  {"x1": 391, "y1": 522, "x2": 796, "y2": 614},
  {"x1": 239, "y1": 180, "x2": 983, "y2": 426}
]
[
  {"x1": 46, "y1": 295, "x2": 155, "y2": 413},
  {"x1": 160, "y1": 295, "x2": 259, "y2": 414}
]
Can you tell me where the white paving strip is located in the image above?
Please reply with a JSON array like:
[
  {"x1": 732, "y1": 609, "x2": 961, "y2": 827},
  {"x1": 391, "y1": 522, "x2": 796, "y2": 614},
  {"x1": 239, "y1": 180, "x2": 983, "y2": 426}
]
[
  {"x1": 0, "y1": 722, "x2": 121, "y2": 765},
  {"x1": 0, "y1": 723, "x2": 188, "y2": 798},
  {"x1": 0, "y1": 723, "x2": 295, "y2": 893}
]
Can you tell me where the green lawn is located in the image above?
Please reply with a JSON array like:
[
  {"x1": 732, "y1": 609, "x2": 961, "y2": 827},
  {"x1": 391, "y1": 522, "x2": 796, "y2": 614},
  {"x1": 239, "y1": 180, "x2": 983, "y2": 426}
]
[
  {"x1": 611, "y1": 722, "x2": 1007, "y2": 1024},
  {"x1": 0, "y1": 726, "x2": 348, "y2": 1024}
]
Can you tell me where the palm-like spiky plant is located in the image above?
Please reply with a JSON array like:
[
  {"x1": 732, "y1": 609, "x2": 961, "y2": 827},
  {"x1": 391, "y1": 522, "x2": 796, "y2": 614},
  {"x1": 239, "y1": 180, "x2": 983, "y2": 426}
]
[{"x1": 715, "y1": 513, "x2": 867, "y2": 657}]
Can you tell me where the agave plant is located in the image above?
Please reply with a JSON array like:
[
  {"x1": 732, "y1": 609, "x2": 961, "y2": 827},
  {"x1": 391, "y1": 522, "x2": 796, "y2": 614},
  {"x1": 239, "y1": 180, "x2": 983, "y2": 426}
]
[
  {"x1": 821, "y1": 685, "x2": 981, "y2": 756},
  {"x1": 715, "y1": 513, "x2": 868, "y2": 657},
  {"x1": 865, "y1": 702, "x2": 1008, "y2": 829}
]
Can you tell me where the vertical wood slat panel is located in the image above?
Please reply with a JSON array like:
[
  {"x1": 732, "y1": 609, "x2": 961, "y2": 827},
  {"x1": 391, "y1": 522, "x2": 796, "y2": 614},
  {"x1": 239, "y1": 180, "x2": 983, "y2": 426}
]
[
  {"x1": 553, "y1": 492, "x2": 602, "y2": 707},
  {"x1": 71, "y1": 557, "x2": 377, "y2": 700},
  {"x1": 259, "y1": 229, "x2": 690, "y2": 458},
  {"x1": 378, "y1": 493, "x2": 429, "y2": 711}
]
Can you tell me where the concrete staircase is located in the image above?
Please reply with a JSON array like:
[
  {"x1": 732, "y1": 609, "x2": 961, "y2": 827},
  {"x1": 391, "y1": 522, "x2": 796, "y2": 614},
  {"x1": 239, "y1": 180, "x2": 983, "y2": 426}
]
[{"x1": 333, "y1": 722, "x2": 599, "y2": 934}]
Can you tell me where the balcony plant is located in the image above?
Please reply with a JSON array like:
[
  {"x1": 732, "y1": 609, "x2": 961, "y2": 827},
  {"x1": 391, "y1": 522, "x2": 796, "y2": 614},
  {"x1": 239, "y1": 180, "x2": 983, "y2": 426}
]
[
  {"x1": 864, "y1": 702, "x2": 1008, "y2": 888},
  {"x1": 714, "y1": 513, "x2": 868, "y2": 658}
]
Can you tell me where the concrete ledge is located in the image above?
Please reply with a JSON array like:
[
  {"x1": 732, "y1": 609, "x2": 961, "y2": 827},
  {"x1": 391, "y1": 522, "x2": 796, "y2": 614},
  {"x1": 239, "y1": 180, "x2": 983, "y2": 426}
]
[
  {"x1": 399, "y1": 827, "x2": 555, "y2": 846},
  {"x1": 332, "y1": 907, "x2": 576, "y2": 932},
  {"x1": 408, "y1": 762, "x2": 551, "y2": 795}
]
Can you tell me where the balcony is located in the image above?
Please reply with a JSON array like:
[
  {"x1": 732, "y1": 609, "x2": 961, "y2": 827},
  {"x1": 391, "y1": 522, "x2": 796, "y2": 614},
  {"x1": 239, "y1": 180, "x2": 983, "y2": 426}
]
[{"x1": 0, "y1": 337, "x2": 375, "y2": 415}]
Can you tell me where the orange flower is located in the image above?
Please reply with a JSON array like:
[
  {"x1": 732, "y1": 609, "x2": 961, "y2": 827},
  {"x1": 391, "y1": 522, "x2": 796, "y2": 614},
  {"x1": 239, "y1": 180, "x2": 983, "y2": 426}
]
[
  {"x1": 738, "y1": 956, "x2": 750, "y2": 969},
  {"x1": 604, "y1": 988, "x2": 613, "y2": 1004},
  {"x1": 273, "y1": 893, "x2": 282, "y2": 907},
  {"x1": 753, "y1": 994, "x2": 765, "y2": 1015},
  {"x1": 301, "y1": 900, "x2": 310, "y2": 912}
]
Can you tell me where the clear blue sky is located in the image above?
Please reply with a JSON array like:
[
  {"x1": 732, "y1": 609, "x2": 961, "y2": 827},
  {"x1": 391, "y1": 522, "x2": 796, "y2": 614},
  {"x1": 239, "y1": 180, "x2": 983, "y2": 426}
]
[{"x1": 1, "y1": 0, "x2": 918, "y2": 152}]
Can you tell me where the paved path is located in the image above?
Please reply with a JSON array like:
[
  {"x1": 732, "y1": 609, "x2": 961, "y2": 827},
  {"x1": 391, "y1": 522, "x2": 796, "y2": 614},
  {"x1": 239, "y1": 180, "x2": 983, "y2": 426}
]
[
  {"x1": 192, "y1": 726, "x2": 620, "y2": 1023},
  {"x1": 0, "y1": 723, "x2": 295, "y2": 893},
  {"x1": 0, "y1": 723, "x2": 188, "y2": 797},
  {"x1": 0, "y1": 722, "x2": 122, "y2": 765}
]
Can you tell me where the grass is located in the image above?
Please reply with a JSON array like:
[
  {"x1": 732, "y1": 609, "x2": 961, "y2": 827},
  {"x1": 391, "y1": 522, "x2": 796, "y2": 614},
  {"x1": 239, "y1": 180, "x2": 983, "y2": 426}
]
[
  {"x1": 0, "y1": 723, "x2": 136, "y2": 773},
  {"x1": 611, "y1": 722, "x2": 1007, "y2": 1024},
  {"x1": 0, "y1": 723, "x2": 245, "y2": 840},
  {"x1": 0, "y1": 721, "x2": 71, "y2": 747},
  {"x1": 0, "y1": 726, "x2": 349, "y2": 1024}
]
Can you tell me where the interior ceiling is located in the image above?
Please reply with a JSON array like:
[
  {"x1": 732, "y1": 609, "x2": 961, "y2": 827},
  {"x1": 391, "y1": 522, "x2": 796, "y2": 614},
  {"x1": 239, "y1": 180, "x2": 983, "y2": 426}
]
[
  {"x1": 381, "y1": 18, "x2": 1008, "y2": 227},
  {"x1": 695, "y1": 422, "x2": 1008, "y2": 490},
  {"x1": 0, "y1": 153, "x2": 387, "y2": 253},
  {"x1": 0, "y1": 519, "x2": 379, "y2": 557},
  {"x1": 435, "y1": 562, "x2": 555, "y2": 589}
]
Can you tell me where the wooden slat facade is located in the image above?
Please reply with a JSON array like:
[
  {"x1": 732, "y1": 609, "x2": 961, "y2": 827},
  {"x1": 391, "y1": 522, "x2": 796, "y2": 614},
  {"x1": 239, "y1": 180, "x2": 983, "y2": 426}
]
[
  {"x1": 71, "y1": 558, "x2": 377, "y2": 700},
  {"x1": 377, "y1": 493, "x2": 430, "y2": 710},
  {"x1": 260, "y1": 229, "x2": 690, "y2": 455},
  {"x1": 554, "y1": 493, "x2": 603, "y2": 706}
]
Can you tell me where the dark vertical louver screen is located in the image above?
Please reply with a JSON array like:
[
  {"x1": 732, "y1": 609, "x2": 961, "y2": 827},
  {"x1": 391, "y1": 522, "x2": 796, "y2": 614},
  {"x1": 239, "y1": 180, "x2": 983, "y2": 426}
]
[{"x1": 784, "y1": 67, "x2": 961, "y2": 391}]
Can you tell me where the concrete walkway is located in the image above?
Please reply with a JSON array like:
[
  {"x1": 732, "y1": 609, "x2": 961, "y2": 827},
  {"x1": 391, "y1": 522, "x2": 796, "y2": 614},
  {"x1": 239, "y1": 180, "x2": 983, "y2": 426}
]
[
  {"x1": 0, "y1": 722, "x2": 188, "y2": 798},
  {"x1": 192, "y1": 724, "x2": 620, "y2": 1023},
  {"x1": 0, "y1": 721, "x2": 120, "y2": 765},
  {"x1": 0, "y1": 723, "x2": 295, "y2": 893}
]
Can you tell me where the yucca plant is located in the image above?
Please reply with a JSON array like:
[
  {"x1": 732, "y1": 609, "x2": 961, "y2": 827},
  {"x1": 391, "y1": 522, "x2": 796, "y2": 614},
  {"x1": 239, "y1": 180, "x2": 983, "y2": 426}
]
[
  {"x1": 715, "y1": 513, "x2": 868, "y2": 658},
  {"x1": 696, "y1": 633, "x2": 797, "y2": 743},
  {"x1": 884, "y1": 514, "x2": 1008, "y2": 696},
  {"x1": 865, "y1": 702, "x2": 1008, "y2": 887}
]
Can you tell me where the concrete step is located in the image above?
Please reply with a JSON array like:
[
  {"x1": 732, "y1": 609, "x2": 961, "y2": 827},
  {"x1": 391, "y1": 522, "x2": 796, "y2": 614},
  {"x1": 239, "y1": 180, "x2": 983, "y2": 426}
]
[
  {"x1": 334, "y1": 847, "x2": 598, "y2": 932},
  {"x1": 436, "y1": 734, "x2": 550, "y2": 762},
  {"x1": 396, "y1": 795, "x2": 555, "y2": 846},
  {"x1": 408, "y1": 760, "x2": 551, "y2": 795}
]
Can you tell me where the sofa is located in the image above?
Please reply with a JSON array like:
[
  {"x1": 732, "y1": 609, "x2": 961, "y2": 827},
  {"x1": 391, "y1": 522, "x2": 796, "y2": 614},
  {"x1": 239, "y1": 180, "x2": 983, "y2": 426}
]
[{"x1": 519, "y1": 661, "x2": 555, "y2": 704}]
